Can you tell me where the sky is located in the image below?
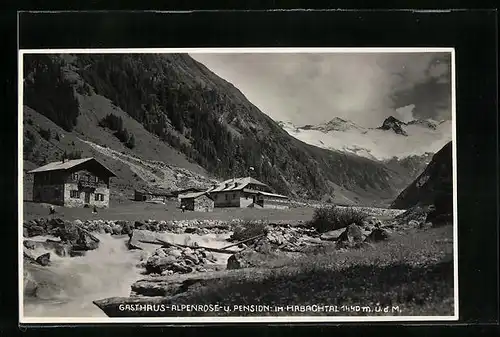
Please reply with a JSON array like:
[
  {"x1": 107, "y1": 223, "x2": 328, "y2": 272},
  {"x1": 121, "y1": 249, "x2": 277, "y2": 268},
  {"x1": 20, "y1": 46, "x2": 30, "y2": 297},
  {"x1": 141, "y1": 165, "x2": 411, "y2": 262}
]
[{"x1": 190, "y1": 52, "x2": 452, "y2": 128}]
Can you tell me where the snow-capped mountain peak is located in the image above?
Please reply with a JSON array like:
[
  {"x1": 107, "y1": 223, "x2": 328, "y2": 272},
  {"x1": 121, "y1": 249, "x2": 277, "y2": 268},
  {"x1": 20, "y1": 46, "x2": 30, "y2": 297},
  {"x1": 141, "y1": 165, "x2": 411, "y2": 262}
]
[
  {"x1": 298, "y1": 117, "x2": 364, "y2": 133},
  {"x1": 377, "y1": 116, "x2": 408, "y2": 136},
  {"x1": 278, "y1": 116, "x2": 452, "y2": 161}
]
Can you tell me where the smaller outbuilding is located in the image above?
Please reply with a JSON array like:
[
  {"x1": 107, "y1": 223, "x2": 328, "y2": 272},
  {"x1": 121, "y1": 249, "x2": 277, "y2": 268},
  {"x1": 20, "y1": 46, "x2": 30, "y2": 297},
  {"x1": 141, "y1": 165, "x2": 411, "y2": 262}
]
[
  {"x1": 178, "y1": 192, "x2": 214, "y2": 212},
  {"x1": 134, "y1": 187, "x2": 171, "y2": 203}
]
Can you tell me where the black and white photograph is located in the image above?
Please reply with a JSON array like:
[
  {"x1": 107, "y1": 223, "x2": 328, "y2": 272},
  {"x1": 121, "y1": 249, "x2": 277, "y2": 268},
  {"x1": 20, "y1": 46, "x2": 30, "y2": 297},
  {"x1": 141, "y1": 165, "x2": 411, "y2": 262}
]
[{"x1": 19, "y1": 48, "x2": 457, "y2": 323}]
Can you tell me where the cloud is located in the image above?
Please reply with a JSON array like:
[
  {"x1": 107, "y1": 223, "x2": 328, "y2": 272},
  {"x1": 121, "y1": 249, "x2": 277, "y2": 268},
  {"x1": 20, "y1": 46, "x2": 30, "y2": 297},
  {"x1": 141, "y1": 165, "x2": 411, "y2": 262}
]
[
  {"x1": 190, "y1": 52, "x2": 452, "y2": 127},
  {"x1": 395, "y1": 104, "x2": 416, "y2": 123}
]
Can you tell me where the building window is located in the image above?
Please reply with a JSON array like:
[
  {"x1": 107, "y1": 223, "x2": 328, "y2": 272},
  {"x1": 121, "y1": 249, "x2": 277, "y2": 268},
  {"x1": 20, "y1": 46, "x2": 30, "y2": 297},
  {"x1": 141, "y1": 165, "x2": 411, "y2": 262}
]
[
  {"x1": 70, "y1": 190, "x2": 80, "y2": 198},
  {"x1": 225, "y1": 194, "x2": 229, "y2": 201},
  {"x1": 95, "y1": 193, "x2": 104, "y2": 201},
  {"x1": 72, "y1": 173, "x2": 79, "y2": 181}
]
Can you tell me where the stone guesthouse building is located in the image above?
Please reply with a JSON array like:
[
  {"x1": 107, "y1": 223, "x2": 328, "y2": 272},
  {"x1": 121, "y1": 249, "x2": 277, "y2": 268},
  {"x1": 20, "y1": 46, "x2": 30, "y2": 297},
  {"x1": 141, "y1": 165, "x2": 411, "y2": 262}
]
[
  {"x1": 178, "y1": 192, "x2": 215, "y2": 212},
  {"x1": 28, "y1": 157, "x2": 116, "y2": 208},
  {"x1": 206, "y1": 177, "x2": 289, "y2": 209}
]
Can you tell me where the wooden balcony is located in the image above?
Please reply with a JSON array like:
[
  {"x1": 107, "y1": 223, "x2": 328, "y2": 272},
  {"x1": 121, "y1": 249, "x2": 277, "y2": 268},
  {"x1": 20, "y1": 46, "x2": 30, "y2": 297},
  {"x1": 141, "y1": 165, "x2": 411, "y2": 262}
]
[{"x1": 78, "y1": 179, "x2": 98, "y2": 189}]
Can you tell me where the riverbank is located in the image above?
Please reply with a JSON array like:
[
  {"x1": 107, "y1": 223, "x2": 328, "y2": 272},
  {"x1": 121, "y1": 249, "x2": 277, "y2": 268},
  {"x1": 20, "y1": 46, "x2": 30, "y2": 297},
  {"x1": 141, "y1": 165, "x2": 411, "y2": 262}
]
[
  {"x1": 22, "y1": 205, "x2": 454, "y2": 318},
  {"x1": 94, "y1": 225, "x2": 454, "y2": 317}
]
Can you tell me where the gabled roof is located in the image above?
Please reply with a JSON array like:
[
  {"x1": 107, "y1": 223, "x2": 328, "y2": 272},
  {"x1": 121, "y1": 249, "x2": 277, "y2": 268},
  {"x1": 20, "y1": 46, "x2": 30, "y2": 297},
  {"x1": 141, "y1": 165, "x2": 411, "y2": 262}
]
[
  {"x1": 178, "y1": 191, "x2": 211, "y2": 199},
  {"x1": 242, "y1": 189, "x2": 289, "y2": 199},
  {"x1": 206, "y1": 177, "x2": 269, "y2": 193},
  {"x1": 28, "y1": 157, "x2": 116, "y2": 177}
]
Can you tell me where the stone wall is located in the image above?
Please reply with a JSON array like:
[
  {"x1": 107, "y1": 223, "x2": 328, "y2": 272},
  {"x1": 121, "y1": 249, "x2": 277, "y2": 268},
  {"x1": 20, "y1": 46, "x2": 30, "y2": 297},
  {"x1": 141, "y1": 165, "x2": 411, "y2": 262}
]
[
  {"x1": 64, "y1": 183, "x2": 110, "y2": 208},
  {"x1": 194, "y1": 195, "x2": 214, "y2": 212}
]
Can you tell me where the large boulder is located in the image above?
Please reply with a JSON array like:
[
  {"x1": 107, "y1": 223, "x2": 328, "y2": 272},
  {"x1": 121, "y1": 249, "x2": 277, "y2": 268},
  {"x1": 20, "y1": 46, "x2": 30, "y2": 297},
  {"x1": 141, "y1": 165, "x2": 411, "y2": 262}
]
[
  {"x1": 72, "y1": 230, "x2": 99, "y2": 251},
  {"x1": 24, "y1": 240, "x2": 71, "y2": 257},
  {"x1": 320, "y1": 228, "x2": 345, "y2": 241},
  {"x1": 226, "y1": 249, "x2": 268, "y2": 270},
  {"x1": 35, "y1": 253, "x2": 51, "y2": 266},
  {"x1": 53, "y1": 220, "x2": 80, "y2": 242},
  {"x1": 24, "y1": 221, "x2": 46, "y2": 237},
  {"x1": 145, "y1": 255, "x2": 179, "y2": 274},
  {"x1": 337, "y1": 224, "x2": 364, "y2": 243},
  {"x1": 365, "y1": 228, "x2": 391, "y2": 242},
  {"x1": 128, "y1": 229, "x2": 165, "y2": 250},
  {"x1": 117, "y1": 221, "x2": 132, "y2": 235}
]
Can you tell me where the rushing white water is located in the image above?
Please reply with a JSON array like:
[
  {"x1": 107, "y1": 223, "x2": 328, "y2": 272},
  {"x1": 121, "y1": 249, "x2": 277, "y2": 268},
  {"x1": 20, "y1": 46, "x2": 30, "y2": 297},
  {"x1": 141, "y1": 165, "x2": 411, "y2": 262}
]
[
  {"x1": 23, "y1": 231, "x2": 232, "y2": 318},
  {"x1": 23, "y1": 233, "x2": 146, "y2": 317}
]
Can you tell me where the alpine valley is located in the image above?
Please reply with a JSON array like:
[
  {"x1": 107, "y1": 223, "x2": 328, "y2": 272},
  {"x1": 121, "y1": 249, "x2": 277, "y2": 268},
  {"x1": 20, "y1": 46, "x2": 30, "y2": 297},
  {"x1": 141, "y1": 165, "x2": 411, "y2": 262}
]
[{"x1": 22, "y1": 53, "x2": 451, "y2": 207}]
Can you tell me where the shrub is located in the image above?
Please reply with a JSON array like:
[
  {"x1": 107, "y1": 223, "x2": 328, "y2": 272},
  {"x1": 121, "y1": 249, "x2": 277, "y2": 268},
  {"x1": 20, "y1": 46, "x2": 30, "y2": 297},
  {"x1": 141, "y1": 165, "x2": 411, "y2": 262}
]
[
  {"x1": 38, "y1": 128, "x2": 51, "y2": 141},
  {"x1": 125, "y1": 134, "x2": 136, "y2": 149},
  {"x1": 230, "y1": 221, "x2": 269, "y2": 242},
  {"x1": 309, "y1": 206, "x2": 368, "y2": 233},
  {"x1": 26, "y1": 118, "x2": 34, "y2": 125},
  {"x1": 99, "y1": 113, "x2": 123, "y2": 131},
  {"x1": 24, "y1": 130, "x2": 37, "y2": 154}
]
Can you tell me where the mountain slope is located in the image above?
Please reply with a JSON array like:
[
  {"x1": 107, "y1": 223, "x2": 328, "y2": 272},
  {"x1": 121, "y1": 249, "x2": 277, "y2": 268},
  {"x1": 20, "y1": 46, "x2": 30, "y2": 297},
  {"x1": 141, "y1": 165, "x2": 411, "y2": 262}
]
[
  {"x1": 23, "y1": 53, "x2": 415, "y2": 206},
  {"x1": 390, "y1": 141, "x2": 453, "y2": 210},
  {"x1": 279, "y1": 116, "x2": 452, "y2": 161},
  {"x1": 22, "y1": 105, "x2": 215, "y2": 202}
]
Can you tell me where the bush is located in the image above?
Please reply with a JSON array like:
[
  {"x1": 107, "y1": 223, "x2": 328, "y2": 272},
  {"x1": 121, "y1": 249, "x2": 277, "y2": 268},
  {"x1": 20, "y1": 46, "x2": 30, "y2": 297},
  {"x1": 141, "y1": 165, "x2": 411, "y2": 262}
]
[
  {"x1": 230, "y1": 221, "x2": 269, "y2": 242},
  {"x1": 125, "y1": 134, "x2": 135, "y2": 149},
  {"x1": 24, "y1": 130, "x2": 37, "y2": 154},
  {"x1": 38, "y1": 128, "x2": 51, "y2": 141},
  {"x1": 309, "y1": 206, "x2": 368, "y2": 233},
  {"x1": 99, "y1": 113, "x2": 124, "y2": 131}
]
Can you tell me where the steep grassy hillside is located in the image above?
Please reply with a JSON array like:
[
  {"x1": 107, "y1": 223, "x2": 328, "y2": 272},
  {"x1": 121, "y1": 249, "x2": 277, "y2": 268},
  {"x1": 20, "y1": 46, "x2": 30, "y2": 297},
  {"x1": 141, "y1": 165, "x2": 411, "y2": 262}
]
[
  {"x1": 22, "y1": 105, "x2": 214, "y2": 203},
  {"x1": 22, "y1": 54, "x2": 415, "y2": 205}
]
